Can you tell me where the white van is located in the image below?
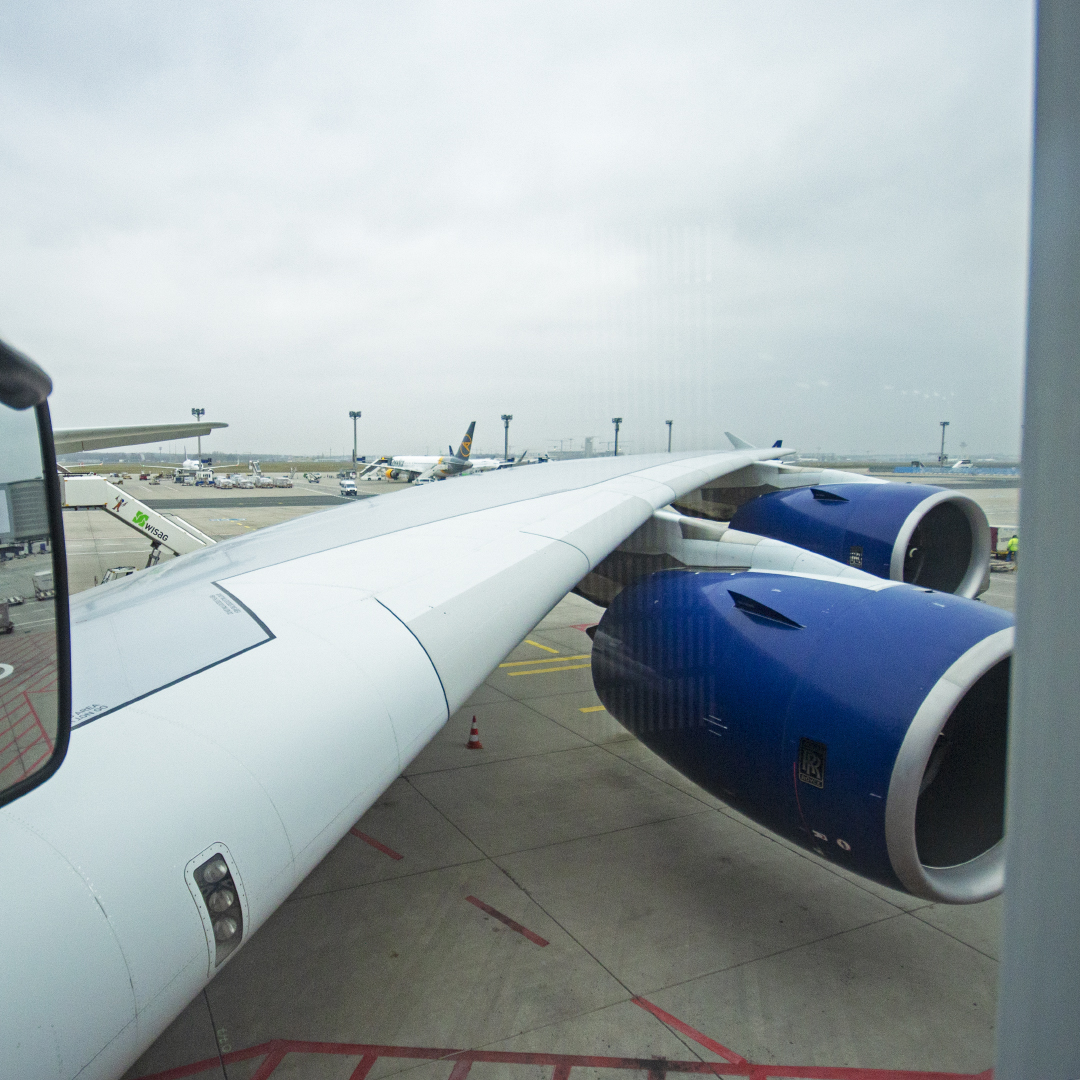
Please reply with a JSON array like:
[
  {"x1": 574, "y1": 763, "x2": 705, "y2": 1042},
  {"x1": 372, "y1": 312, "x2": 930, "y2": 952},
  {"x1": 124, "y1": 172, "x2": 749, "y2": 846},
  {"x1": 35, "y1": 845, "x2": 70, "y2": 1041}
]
[{"x1": 339, "y1": 479, "x2": 357, "y2": 496}]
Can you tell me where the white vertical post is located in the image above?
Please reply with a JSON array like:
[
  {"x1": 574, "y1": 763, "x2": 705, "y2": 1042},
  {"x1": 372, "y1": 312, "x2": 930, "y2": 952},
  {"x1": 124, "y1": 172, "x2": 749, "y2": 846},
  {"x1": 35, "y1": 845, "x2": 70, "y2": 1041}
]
[{"x1": 996, "y1": 3, "x2": 1080, "y2": 1076}]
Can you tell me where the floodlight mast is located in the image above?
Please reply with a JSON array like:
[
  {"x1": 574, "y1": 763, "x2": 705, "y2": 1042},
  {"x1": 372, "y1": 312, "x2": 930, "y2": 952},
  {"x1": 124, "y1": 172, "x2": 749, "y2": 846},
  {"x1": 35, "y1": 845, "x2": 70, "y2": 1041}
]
[
  {"x1": 938, "y1": 420, "x2": 950, "y2": 465},
  {"x1": 501, "y1": 414, "x2": 513, "y2": 461},
  {"x1": 665, "y1": 420, "x2": 673, "y2": 452},
  {"x1": 191, "y1": 407, "x2": 205, "y2": 459},
  {"x1": 349, "y1": 411, "x2": 361, "y2": 468},
  {"x1": 611, "y1": 417, "x2": 622, "y2": 457}
]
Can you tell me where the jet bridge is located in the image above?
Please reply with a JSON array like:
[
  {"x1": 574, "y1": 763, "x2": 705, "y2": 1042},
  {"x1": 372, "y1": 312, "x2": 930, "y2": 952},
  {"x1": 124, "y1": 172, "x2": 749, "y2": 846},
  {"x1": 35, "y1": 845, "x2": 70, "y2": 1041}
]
[{"x1": 61, "y1": 476, "x2": 214, "y2": 565}]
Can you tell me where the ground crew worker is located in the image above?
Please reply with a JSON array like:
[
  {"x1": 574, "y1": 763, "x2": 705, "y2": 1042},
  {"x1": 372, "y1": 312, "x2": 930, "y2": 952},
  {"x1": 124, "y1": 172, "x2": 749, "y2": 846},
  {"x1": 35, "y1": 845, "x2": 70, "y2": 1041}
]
[{"x1": 1007, "y1": 534, "x2": 1019, "y2": 565}]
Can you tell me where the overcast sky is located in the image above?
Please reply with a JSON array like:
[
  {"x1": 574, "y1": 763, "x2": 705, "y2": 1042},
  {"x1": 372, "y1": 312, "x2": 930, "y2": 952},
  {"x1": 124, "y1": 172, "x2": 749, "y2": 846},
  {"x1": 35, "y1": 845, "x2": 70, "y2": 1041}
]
[{"x1": 0, "y1": 2, "x2": 1033, "y2": 458}]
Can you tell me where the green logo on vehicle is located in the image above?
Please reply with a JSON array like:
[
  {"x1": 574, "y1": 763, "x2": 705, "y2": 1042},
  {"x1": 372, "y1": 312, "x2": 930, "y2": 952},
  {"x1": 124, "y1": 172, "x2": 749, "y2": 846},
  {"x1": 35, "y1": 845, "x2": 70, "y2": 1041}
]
[{"x1": 132, "y1": 511, "x2": 150, "y2": 528}]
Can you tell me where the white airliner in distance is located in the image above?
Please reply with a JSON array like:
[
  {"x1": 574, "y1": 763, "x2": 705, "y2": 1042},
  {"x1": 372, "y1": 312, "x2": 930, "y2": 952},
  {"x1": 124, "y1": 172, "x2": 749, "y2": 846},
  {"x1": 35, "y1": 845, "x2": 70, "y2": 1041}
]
[
  {"x1": 2, "y1": 339, "x2": 1011, "y2": 1080},
  {"x1": 360, "y1": 421, "x2": 478, "y2": 482},
  {"x1": 470, "y1": 449, "x2": 530, "y2": 473}
]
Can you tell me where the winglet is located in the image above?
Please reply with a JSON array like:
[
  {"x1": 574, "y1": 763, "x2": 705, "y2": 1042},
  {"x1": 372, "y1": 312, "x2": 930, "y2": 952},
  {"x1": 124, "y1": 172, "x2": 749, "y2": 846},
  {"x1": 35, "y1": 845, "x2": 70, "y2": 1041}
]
[
  {"x1": 725, "y1": 431, "x2": 754, "y2": 450},
  {"x1": 457, "y1": 421, "x2": 476, "y2": 460}
]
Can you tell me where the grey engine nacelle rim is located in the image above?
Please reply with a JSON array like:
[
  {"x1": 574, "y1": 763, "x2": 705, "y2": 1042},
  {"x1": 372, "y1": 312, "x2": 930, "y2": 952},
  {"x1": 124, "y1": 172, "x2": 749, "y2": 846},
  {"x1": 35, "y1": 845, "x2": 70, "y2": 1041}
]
[
  {"x1": 884, "y1": 627, "x2": 1013, "y2": 903},
  {"x1": 888, "y1": 489, "x2": 992, "y2": 599}
]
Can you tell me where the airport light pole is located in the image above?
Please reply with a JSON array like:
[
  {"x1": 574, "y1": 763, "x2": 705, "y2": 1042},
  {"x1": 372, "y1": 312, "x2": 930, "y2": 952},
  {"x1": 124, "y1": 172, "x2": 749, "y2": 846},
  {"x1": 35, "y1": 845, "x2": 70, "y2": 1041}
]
[
  {"x1": 191, "y1": 408, "x2": 205, "y2": 459},
  {"x1": 938, "y1": 420, "x2": 950, "y2": 465},
  {"x1": 501, "y1": 414, "x2": 513, "y2": 461},
  {"x1": 665, "y1": 420, "x2": 673, "y2": 453},
  {"x1": 611, "y1": 417, "x2": 622, "y2": 457},
  {"x1": 349, "y1": 411, "x2": 361, "y2": 469}
]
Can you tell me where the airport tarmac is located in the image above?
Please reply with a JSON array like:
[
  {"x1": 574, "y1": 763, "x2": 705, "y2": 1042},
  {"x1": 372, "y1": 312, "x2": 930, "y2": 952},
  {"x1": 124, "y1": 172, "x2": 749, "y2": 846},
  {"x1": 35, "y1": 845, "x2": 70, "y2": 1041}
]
[{"x1": 47, "y1": 467, "x2": 1016, "y2": 1079}]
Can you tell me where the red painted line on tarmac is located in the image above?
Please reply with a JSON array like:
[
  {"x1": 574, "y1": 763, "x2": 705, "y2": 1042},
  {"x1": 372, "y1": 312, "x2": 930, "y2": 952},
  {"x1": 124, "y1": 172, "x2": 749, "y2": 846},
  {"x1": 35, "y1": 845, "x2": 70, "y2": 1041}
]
[
  {"x1": 130, "y1": 1041, "x2": 272, "y2": 1079},
  {"x1": 350, "y1": 828, "x2": 404, "y2": 860},
  {"x1": 633, "y1": 997, "x2": 747, "y2": 1065},
  {"x1": 131, "y1": 1038, "x2": 992, "y2": 1080},
  {"x1": 448, "y1": 1060, "x2": 474, "y2": 1080},
  {"x1": 465, "y1": 895, "x2": 550, "y2": 946},
  {"x1": 349, "y1": 1053, "x2": 380, "y2": 1080},
  {"x1": 571, "y1": 623, "x2": 598, "y2": 633},
  {"x1": 248, "y1": 1041, "x2": 289, "y2": 1080}
]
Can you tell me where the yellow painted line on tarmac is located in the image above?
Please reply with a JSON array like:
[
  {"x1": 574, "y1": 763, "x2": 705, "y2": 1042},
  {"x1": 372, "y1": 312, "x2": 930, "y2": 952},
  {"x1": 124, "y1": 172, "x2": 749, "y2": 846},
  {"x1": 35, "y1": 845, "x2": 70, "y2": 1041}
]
[
  {"x1": 579, "y1": 705, "x2": 606, "y2": 713},
  {"x1": 499, "y1": 654, "x2": 589, "y2": 668},
  {"x1": 507, "y1": 663, "x2": 592, "y2": 677},
  {"x1": 524, "y1": 639, "x2": 559, "y2": 653}
]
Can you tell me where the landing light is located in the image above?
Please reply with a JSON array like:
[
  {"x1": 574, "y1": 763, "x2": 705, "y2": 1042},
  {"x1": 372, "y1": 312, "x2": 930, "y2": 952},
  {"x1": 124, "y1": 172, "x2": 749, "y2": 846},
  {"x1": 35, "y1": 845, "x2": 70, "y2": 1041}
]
[
  {"x1": 213, "y1": 916, "x2": 239, "y2": 942},
  {"x1": 202, "y1": 857, "x2": 229, "y2": 884},
  {"x1": 207, "y1": 887, "x2": 235, "y2": 913}
]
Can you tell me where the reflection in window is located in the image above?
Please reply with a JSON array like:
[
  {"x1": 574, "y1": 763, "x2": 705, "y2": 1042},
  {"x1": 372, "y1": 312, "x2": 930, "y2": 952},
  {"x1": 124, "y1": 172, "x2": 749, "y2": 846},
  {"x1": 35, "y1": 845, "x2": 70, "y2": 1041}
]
[{"x1": 0, "y1": 405, "x2": 59, "y2": 789}]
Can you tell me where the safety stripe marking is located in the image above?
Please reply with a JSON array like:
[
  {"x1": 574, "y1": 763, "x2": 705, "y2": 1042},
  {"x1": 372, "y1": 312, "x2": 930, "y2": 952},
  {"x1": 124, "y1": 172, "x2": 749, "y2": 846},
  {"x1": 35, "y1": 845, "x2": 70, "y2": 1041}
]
[
  {"x1": 465, "y1": 895, "x2": 549, "y2": 946},
  {"x1": 130, "y1": 1037, "x2": 993, "y2": 1079},
  {"x1": 247, "y1": 1044, "x2": 288, "y2": 1080},
  {"x1": 507, "y1": 664, "x2": 591, "y2": 677},
  {"x1": 525, "y1": 639, "x2": 560, "y2": 653},
  {"x1": 632, "y1": 997, "x2": 747, "y2": 1065},
  {"x1": 500, "y1": 654, "x2": 590, "y2": 668},
  {"x1": 349, "y1": 828, "x2": 404, "y2": 860},
  {"x1": 580, "y1": 705, "x2": 606, "y2": 713},
  {"x1": 349, "y1": 1053, "x2": 379, "y2": 1080},
  {"x1": 447, "y1": 1060, "x2": 473, "y2": 1080}
]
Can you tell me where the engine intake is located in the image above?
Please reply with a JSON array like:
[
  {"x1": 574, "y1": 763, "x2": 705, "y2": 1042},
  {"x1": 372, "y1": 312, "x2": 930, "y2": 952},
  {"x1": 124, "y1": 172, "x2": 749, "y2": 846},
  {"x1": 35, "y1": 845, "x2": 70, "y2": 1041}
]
[
  {"x1": 728, "y1": 483, "x2": 990, "y2": 597},
  {"x1": 591, "y1": 569, "x2": 1012, "y2": 903}
]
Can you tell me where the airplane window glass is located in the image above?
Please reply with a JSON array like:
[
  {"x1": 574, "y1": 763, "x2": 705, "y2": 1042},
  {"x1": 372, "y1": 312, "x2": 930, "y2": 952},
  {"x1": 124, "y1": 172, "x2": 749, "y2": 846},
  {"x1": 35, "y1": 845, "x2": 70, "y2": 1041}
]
[{"x1": 0, "y1": 403, "x2": 61, "y2": 796}]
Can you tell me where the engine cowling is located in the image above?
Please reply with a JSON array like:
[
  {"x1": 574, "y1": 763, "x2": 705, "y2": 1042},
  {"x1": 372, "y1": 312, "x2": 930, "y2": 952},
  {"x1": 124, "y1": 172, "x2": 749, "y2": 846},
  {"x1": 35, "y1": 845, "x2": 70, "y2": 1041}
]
[
  {"x1": 728, "y1": 483, "x2": 990, "y2": 597},
  {"x1": 591, "y1": 569, "x2": 1012, "y2": 903}
]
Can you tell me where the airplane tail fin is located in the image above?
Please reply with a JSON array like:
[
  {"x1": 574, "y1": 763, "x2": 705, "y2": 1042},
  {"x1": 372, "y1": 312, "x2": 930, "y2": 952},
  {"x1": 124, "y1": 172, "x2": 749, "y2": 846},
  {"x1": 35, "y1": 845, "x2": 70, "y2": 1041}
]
[
  {"x1": 772, "y1": 439, "x2": 783, "y2": 448},
  {"x1": 456, "y1": 421, "x2": 476, "y2": 460}
]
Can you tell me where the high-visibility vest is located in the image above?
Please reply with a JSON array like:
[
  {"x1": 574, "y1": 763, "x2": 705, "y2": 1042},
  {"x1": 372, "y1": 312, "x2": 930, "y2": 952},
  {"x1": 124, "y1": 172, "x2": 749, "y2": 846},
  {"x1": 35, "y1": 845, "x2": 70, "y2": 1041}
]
[{"x1": 1008, "y1": 536, "x2": 1019, "y2": 552}]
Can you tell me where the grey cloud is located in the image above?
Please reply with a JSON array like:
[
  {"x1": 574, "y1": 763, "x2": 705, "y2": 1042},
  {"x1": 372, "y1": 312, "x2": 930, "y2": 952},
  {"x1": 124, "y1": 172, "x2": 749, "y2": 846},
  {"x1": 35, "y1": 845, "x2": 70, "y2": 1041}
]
[{"x1": 0, "y1": 0, "x2": 1031, "y2": 458}]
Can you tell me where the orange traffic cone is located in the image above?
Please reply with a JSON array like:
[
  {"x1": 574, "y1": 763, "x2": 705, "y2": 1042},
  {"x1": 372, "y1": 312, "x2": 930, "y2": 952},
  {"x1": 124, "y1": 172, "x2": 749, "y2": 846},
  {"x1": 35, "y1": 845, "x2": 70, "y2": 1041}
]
[{"x1": 467, "y1": 716, "x2": 483, "y2": 749}]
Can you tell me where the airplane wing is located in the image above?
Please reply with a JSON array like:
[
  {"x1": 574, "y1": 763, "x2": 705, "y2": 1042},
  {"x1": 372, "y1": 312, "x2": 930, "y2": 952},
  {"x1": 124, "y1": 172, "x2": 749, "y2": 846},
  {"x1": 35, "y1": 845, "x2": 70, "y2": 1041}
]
[
  {"x1": 2, "y1": 448, "x2": 775, "y2": 1080},
  {"x1": 3, "y1": 441, "x2": 1008, "y2": 1080},
  {"x1": 54, "y1": 421, "x2": 229, "y2": 454}
]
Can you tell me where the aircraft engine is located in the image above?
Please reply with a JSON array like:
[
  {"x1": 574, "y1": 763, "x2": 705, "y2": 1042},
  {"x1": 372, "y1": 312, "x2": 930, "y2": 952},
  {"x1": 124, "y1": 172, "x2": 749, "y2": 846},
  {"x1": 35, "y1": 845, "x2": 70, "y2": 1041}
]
[
  {"x1": 591, "y1": 569, "x2": 1012, "y2": 903},
  {"x1": 728, "y1": 483, "x2": 990, "y2": 597}
]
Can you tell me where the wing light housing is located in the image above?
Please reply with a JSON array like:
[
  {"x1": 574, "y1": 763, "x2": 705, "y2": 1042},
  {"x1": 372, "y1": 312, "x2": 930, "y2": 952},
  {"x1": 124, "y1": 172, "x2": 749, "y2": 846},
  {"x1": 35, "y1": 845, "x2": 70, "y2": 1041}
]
[{"x1": 186, "y1": 846, "x2": 246, "y2": 971}]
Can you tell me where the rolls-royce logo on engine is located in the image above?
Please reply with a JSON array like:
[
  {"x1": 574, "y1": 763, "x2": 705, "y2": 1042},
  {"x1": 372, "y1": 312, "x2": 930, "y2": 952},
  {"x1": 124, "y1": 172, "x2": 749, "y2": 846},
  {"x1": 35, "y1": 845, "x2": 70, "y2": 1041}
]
[
  {"x1": 798, "y1": 738, "x2": 827, "y2": 788},
  {"x1": 848, "y1": 545, "x2": 863, "y2": 568}
]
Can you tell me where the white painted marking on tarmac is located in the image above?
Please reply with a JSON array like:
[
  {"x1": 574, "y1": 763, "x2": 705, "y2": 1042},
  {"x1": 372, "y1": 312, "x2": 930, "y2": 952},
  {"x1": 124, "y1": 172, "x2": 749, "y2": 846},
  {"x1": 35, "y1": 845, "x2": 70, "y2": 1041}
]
[{"x1": 0, "y1": 664, "x2": 13, "y2": 681}]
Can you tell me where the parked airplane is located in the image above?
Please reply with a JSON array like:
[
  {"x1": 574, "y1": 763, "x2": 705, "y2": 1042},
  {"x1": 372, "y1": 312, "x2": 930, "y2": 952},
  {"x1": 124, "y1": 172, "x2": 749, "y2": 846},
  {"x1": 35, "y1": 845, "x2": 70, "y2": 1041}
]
[
  {"x1": 359, "y1": 421, "x2": 476, "y2": 482},
  {"x1": 470, "y1": 449, "x2": 530, "y2": 473},
  {"x1": 2, "y1": 340, "x2": 1008, "y2": 1080}
]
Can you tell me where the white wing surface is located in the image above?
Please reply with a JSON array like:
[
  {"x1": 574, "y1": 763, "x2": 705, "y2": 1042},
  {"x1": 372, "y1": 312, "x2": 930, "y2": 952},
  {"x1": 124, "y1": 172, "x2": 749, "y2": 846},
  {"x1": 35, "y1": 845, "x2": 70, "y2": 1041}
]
[
  {"x1": 54, "y1": 421, "x2": 229, "y2": 454},
  {"x1": 1, "y1": 449, "x2": 773, "y2": 1080}
]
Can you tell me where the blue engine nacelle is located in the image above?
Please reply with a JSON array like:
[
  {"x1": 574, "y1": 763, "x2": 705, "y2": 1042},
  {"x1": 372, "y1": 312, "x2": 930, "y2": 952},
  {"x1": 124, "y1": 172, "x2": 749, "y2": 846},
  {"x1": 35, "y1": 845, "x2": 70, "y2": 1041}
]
[
  {"x1": 591, "y1": 570, "x2": 1013, "y2": 903},
  {"x1": 729, "y1": 483, "x2": 991, "y2": 597}
]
